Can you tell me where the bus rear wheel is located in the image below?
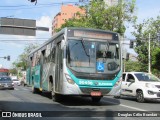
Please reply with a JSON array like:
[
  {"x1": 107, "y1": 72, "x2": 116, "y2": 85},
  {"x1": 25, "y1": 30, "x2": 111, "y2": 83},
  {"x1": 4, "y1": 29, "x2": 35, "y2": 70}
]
[
  {"x1": 52, "y1": 93, "x2": 62, "y2": 102},
  {"x1": 91, "y1": 97, "x2": 101, "y2": 103},
  {"x1": 32, "y1": 86, "x2": 37, "y2": 93},
  {"x1": 32, "y1": 85, "x2": 41, "y2": 94}
]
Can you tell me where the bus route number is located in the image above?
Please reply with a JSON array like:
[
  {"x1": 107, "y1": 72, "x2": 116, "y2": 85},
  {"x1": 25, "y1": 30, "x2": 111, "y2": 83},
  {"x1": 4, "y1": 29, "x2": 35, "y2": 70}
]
[{"x1": 79, "y1": 80, "x2": 93, "y2": 85}]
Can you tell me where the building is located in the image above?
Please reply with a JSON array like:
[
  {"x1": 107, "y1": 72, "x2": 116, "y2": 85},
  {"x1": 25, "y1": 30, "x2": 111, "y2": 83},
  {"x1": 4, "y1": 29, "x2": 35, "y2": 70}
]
[
  {"x1": 104, "y1": 0, "x2": 119, "y2": 6},
  {"x1": 52, "y1": 4, "x2": 85, "y2": 35}
]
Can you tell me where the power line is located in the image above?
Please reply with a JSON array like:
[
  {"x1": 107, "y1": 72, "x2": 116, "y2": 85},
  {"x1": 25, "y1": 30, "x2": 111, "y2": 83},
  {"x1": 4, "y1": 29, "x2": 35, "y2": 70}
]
[
  {"x1": 0, "y1": 2, "x2": 77, "y2": 7},
  {"x1": 0, "y1": 2, "x2": 78, "y2": 10},
  {"x1": 0, "y1": 40, "x2": 46, "y2": 41},
  {"x1": 0, "y1": 38, "x2": 49, "y2": 40}
]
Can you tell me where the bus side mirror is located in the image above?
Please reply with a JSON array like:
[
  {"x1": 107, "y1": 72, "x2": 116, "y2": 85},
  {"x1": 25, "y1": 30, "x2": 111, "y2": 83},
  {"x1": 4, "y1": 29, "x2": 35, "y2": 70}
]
[{"x1": 61, "y1": 40, "x2": 66, "y2": 49}]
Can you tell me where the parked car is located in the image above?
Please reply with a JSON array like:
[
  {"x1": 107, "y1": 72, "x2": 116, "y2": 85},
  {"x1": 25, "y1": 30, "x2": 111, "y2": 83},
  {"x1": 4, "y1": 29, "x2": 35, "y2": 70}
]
[
  {"x1": 114, "y1": 72, "x2": 160, "y2": 102},
  {"x1": 0, "y1": 76, "x2": 14, "y2": 90},
  {"x1": 12, "y1": 79, "x2": 21, "y2": 86}
]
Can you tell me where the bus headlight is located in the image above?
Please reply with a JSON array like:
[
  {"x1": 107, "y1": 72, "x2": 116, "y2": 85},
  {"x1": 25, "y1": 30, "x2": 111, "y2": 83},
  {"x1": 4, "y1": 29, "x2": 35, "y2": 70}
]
[{"x1": 65, "y1": 74, "x2": 75, "y2": 84}]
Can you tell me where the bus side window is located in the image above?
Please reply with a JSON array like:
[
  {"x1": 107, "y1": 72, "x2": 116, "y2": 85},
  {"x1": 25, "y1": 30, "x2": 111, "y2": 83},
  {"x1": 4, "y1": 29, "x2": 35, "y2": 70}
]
[
  {"x1": 32, "y1": 53, "x2": 37, "y2": 67},
  {"x1": 44, "y1": 43, "x2": 51, "y2": 63},
  {"x1": 35, "y1": 50, "x2": 41, "y2": 65},
  {"x1": 50, "y1": 47, "x2": 56, "y2": 63},
  {"x1": 50, "y1": 41, "x2": 55, "y2": 63},
  {"x1": 41, "y1": 50, "x2": 45, "y2": 64},
  {"x1": 29, "y1": 56, "x2": 33, "y2": 67}
]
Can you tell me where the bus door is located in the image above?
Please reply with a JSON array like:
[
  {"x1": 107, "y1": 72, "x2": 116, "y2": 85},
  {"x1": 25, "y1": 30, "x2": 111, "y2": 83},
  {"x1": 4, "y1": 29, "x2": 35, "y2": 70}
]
[
  {"x1": 26, "y1": 68, "x2": 31, "y2": 85},
  {"x1": 40, "y1": 50, "x2": 45, "y2": 88},
  {"x1": 55, "y1": 42, "x2": 63, "y2": 92}
]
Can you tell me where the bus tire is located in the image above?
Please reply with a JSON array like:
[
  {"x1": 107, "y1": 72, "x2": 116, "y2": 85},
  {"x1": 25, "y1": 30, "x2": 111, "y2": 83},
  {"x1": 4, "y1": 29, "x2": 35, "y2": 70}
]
[
  {"x1": 32, "y1": 85, "x2": 36, "y2": 94},
  {"x1": 51, "y1": 90, "x2": 55, "y2": 99},
  {"x1": 91, "y1": 97, "x2": 101, "y2": 103},
  {"x1": 53, "y1": 93, "x2": 62, "y2": 102},
  {"x1": 114, "y1": 95, "x2": 121, "y2": 99},
  {"x1": 32, "y1": 84, "x2": 40, "y2": 94}
]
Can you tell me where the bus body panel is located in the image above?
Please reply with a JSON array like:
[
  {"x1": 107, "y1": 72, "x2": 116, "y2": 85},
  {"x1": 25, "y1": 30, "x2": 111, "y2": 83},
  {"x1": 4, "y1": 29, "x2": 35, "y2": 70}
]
[
  {"x1": 60, "y1": 65, "x2": 121, "y2": 95},
  {"x1": 26, "y1": 68, "x2": 31, "y2": 86},
  {"x1": 41, "y1": 62, "x2": 55, "y2": 91},
  {"x1": 32, "y1": 65, "x2": 41, "y2": 88}
]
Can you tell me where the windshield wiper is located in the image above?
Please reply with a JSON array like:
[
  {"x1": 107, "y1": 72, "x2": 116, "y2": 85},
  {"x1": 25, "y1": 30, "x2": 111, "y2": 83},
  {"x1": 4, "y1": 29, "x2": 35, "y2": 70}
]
[{"x1": 80, "y1": 39, "x2": 90, "y2": 65}]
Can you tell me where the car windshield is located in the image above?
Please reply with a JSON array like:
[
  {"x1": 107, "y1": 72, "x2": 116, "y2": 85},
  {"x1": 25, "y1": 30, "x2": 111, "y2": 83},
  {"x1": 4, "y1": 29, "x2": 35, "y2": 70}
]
[
  {"x1": 0, "y1": 77, "x2": 12, "y2": 81},
  {"x1": 135, "y1": 73, "x2": 160, "y2": 82},
  {"x1": 0, "y1": 72, "x2": 8, "y2": 76},
  {"x1": 67, "y1": 39, "x2": 120, "y2": 73}
]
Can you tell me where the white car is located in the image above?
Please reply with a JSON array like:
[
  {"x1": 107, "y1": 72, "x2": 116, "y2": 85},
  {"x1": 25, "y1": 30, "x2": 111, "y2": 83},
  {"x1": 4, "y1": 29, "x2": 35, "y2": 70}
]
[
  {"x1": 115, "y1": 72, "x2": 160, "y2": 102},
  {"x1": 12, "y1": 79, "x2": 21, "y2": 86}
]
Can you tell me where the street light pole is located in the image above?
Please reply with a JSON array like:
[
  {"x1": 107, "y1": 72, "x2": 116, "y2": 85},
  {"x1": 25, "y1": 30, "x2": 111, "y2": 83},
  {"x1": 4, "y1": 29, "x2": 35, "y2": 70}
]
[{"x1": 148, "y1": 33, "x2": 151, "y2": 73}]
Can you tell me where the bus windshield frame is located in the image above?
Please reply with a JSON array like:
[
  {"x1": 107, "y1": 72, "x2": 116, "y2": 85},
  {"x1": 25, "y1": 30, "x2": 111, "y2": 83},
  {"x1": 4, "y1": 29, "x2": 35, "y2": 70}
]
[{"x1": 66, "y1": 38, "x2": 121, "y2": 74}]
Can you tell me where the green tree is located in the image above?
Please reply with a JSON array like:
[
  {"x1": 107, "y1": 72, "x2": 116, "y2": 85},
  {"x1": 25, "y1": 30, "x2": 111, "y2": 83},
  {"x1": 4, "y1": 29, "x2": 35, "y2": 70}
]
[
  {"x1": 12, "y1": 43, "x2": 39, "y2": 71},
  {"x1": 132, "y1": 16, "x2": 160, "y2": 75},
  {"x1": 125, "y1": 60, "x2": 143, "y2": 72},
  {"x1": 56, "y1": 0, "x2": 137, "y2": 36},
  {"x1": 9, "y1": 68, "x2": 17, "y2": 75}
]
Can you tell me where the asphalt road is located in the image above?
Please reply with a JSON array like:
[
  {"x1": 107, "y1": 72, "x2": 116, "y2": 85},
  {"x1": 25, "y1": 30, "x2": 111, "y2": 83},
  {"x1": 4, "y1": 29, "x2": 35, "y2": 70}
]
[{"x1": 0, "y1": 85, "x2": 160, "y2": 120}]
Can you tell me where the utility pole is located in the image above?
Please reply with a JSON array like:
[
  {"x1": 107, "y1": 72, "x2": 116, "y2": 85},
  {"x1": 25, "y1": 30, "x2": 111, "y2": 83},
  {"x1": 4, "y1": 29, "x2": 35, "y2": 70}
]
[
  {"x1": 148, "y1": 33, "x2": 151, "y2": 73},
  {"x1": 157, "y1": 31, "x2": 160, "y2": 44}
]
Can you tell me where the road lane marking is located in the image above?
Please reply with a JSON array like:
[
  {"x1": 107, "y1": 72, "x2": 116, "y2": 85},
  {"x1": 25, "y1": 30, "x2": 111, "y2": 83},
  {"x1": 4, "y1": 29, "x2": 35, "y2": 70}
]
[
  {"x1": 14, "y1": 88, "x2": 19, "y2": 91},
  {"x1": 14, "y1": 87, "x2": 29, "y2": 91},
  {"x1": 119, "y1": 104, "x2": 147, "y2": 111},
  {"x1": 102, "y1": 99, "x2": 147, "y2": 111},
  {"x1": 22, "y1": 88, "x2": 29, "y2": 91}
]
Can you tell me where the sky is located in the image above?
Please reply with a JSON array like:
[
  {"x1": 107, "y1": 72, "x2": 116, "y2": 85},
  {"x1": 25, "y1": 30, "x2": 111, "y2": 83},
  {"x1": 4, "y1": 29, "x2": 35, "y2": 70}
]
[{"x1": 0, "y1": 0, "x2": 160, "y2": 69}]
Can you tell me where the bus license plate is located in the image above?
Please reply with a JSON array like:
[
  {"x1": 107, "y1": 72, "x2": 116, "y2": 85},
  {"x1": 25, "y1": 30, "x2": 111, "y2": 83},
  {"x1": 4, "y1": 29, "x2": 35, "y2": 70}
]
[
  {"x1": 91, "y1": 91, "x2": 101, "y2": 96},
  {"x1": 4, "y1": 85, "x2": 8, "y2": 87}
]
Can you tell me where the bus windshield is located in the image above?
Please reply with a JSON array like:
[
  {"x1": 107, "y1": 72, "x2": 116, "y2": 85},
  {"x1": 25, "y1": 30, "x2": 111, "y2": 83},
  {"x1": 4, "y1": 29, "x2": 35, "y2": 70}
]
[{"x1": 67, "y1": 39, "x2": 120, "y2": 74}]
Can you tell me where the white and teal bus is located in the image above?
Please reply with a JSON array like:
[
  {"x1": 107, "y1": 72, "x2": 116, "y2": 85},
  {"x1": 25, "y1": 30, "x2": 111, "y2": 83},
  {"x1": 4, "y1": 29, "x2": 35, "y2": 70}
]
[{"x1": 26, "y1": 27, "x2": 122, "y2": 102}]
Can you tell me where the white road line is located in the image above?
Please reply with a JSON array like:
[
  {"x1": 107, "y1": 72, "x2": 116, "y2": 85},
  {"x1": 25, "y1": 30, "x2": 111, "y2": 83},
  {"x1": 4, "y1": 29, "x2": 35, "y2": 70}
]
[
  {"x1": 119, "y1": 104, "x2": 147, "y2": 111},
  {"x1": 14, "y1": 88, "x2": 19, "y2": 91},
  {"x1": 22, "y1": 88, "x2": 29, "y2": 91},
  {"x1": 103, "y1": 100, "x2": 147, "y2": 111}
]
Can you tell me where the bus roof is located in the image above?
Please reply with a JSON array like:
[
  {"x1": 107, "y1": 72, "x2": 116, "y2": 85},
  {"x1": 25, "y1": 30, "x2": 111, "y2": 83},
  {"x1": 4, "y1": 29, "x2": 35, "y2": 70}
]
[{"x1": 28, "y1": 27, "x2": 119, "y2": 56}]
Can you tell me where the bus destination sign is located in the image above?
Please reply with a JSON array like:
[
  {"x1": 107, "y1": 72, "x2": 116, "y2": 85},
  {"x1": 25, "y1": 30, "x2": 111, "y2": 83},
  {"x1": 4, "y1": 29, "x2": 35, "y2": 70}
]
[{"x1": 74, "y1": 30, "x2": 113, "y2": 40}]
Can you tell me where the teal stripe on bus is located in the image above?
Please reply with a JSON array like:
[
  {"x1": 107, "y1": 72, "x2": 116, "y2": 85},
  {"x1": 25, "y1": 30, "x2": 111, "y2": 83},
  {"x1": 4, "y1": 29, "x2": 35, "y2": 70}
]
[
  {"x1": 67, "y1": 68, "x2": 121, "y2": 88},
  {"x1": 32, "y1": 65, "x2": 41, "y2": 88}
]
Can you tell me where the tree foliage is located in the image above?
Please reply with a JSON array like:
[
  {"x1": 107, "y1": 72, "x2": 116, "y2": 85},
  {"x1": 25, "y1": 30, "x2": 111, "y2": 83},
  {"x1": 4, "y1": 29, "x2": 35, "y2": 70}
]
[
  {"x1": 9, "y1": 68, "x2": 17, "y2": 75},
  {"x1": 132, "y1": 16, "x2": 160, "y2": 76},
  {"x1": 125, "y1": 60, "x2": 143, "y2": 72},
  {"x1": 56, "y1": 0, "x2": 137, "y2": 36},
  {"x1": 12, "y1": 43, "x2": 39, "y2": 71}
]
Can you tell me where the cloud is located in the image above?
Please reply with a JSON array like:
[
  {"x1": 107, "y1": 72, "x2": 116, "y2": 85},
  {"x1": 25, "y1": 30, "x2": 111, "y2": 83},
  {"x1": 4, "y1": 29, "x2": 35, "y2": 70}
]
[
  {"x1": 36, "y1": 16, "x2": 52, "y2": 38},
  {"x1": 36, "y1": 16, "x2": 52, "y2": 27}
]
